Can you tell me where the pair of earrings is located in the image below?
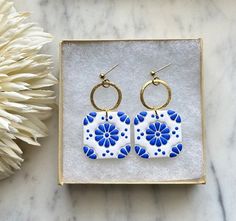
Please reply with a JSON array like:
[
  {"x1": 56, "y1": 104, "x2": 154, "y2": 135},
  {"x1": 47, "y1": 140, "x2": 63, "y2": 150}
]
[{"x1": 83, "y1": 64, "x2": 182, "y2": 159}]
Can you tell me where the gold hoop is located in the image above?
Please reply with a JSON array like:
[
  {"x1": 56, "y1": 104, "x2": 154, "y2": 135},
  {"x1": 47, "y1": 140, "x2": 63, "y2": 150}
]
[
  {"x1": 90, "y1": 80, "x2": 122, "y2": 111},
  {"x1": 140, "y1": 78, "x2": 171, "y2": 110}
]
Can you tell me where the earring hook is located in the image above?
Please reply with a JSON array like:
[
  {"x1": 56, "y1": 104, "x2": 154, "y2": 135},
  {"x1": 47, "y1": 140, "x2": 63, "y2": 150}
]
[
  {"x1": 99, "y1": 64, "x2": 119, "y2": 80},
  {"x1": 150, "y1": 63, "x2": 171, "y2": 78}
]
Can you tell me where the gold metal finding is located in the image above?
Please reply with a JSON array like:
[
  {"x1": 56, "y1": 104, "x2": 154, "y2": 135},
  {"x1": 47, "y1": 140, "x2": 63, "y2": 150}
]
[
  {"x1": 90, "y1": 64, "x2": 122, "y2": 111},
  {"x1": 140, "y1": 64, "x2": 172, "y2": 110},
  {"x1": 99, "y1": 64, "x2": 119, "y2": 80}
]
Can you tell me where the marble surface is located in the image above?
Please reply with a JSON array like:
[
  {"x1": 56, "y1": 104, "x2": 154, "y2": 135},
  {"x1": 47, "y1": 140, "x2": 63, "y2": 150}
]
[{"x1": 0, "y1": 0, "x2": 235, "y2": 220}]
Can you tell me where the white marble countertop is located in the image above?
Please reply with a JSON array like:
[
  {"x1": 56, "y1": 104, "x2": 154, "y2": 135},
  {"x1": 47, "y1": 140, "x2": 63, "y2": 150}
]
[{"x1": 0, "y1": 0, "x2": 235, "y2": 220}]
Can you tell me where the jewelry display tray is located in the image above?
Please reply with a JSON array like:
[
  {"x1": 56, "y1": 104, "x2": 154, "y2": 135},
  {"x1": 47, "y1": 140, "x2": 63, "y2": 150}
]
[{"x1": 59, "y1": 39, "x2": 205, "y2": 185}]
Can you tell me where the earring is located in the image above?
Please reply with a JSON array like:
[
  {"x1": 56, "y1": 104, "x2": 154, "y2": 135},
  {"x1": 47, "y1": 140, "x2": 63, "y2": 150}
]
[
  {"x1": 134, "y1": 64, "x2": 182, "y2": 159},
  {"x1": 83, "y1": 65, "x2": 131, "y2": 159}
]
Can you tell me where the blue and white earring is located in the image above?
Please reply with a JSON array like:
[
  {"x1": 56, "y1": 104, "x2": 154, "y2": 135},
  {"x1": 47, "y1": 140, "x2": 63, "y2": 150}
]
[
  {"x1": 83, "y1": 65, "x2": 131, "y2": 159},
  {"x1": 134, "y1": 64, "x2": 183, "y2": 159}
]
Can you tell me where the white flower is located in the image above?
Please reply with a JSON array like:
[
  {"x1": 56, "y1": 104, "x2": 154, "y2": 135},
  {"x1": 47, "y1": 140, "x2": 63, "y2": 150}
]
[{"x1": 0, "y1": 0, "x2": 57, "y2": 179}]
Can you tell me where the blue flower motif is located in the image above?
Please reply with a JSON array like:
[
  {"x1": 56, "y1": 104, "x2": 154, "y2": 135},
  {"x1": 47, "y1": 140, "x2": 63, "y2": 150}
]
[
  {"x1": 83, "y1": 146, "x2": 97, "y2": 159},
  {"x1": 167, "y1": 110, "x2": 181, "y2": 123},
  {"x1": 146, "y1": 121, "x2": 170, "y2": 147},
  {"x1": 169, "y1": 144, "x2": 183, "y2": 158},
  {"x1": 118, "y1": 145, "x2": 131, "y2": 159},
  {"x1": 135, "y1": 145, "x2": 149, "y2": 158},
  {"x1": 134, "y1": 111, "x2": 147, "y2": 125},
  {"x1": 117, "y1": 112, "x2": 130, "y2": 124},
  {"x1": 83, "y1": 112, "x2": 97, "y2": 125},
  {"x1": 95, "y1": 123, "x2": 119, "y2": 148}
]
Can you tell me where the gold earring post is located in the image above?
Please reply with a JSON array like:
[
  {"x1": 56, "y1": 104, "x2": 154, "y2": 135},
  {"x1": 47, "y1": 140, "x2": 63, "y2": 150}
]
[
  {"x1": 150, "y1": 63, "x2": 171, "y2": 78},
  {"x1": 100, "y1": 64, "x2": 119, "y2": 80}
]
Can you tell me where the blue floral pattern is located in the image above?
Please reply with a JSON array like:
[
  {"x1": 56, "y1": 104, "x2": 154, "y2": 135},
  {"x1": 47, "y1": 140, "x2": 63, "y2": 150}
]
[
  {"x1": 167, "y1": 110, "x2": 181, "y2": 123},
  {"x1": 83, "y1": 112, "x2": 97, "y2": 125},
  {"x1": 117, "y1": 112, "x2": 130, "y2": 124},
  {"x1": 134, "y1": 110, "x2": 182, "y2": 159},
  {"x1": 169, "y1": 144, "x2": 183, "y2": 158},
  {"x1": 134, "y1": 111, "x2": 147, "y2": 125},
  {"x1": 83, "y1": 111, "x2": 131, "y2": 159},
  {"x1": 146, "y1": 121, "x2": 170, "y2": 147},
  {"x1": 118, "y1": 145, "x2": 131, "y2": 158},
  {"x1": 83, "y1": 146, "x2": 97, "y2": 159},
  {"x1": 95, "y1": 123, "x2": 119, "y2": 148},
  {"x1": 135, "y1": 146, "x2": 149, "y2": 158}
]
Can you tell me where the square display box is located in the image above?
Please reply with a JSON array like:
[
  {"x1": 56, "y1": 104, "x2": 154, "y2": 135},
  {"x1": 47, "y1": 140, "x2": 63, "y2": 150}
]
[{"x1": 59, "y1": 39, "x2": 206, "y2": 185}]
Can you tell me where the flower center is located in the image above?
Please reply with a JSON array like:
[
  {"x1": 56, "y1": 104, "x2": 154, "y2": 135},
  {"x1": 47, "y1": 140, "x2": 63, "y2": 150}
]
[
  {"x1": 105, "y1": 133, "x2": 109, "y2": 138},
  {"x1": 155, "y1": 132, "x2": 160, "y2": 137}
]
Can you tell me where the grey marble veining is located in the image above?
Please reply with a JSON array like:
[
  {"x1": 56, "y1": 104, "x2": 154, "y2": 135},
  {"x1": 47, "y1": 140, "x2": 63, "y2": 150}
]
[{"x1": 0, "y1": 0, "x2": 236, "y2": 220}]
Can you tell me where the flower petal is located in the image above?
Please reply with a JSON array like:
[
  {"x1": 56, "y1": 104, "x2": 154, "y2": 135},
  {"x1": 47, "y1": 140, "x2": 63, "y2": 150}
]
[
  {"x1": 95, "y1": 135, "x2": 103, "y2": 141},
  {"x1": 146, "y1": 135, "x2": 155, "y2": 141},
  {"x1": 167, "y1": 110, "x2": 175, "y2": 115},
  {"x1": 87, "y1": 115, "x2": 94, "y2": 123},
  {"x1": 155, "y1": 122, "x2": 160, "y2": 130},
  {"x1": 83, "y1": 118, "x2": 88, "y2": 125},
  {"x1": 125, "y1": 118, "x2": 130, "y2": 124},
  {"x1": 109, "y1": 124, "x2": 115, "y2": 132},
  {"x1": 110, "y1": 129, "x2": 119, "y2": 135},
  {"x1": 95, "y1": 130, "x2": 103, "y2": 135},
  {"x1": 160, "y1": 137, "x2": 167, "y2": 145},
  {"x1": 134, "y1": 117, "x2": 139, "y2": 125},
  {"x1": 140, "y1": 111, "x2": 147, "y2": 116},
  {"x1": 111, "y1": 135, "x2": 119, "y2": 141},
  {"x1": 98, "y1": 124, "x2": 105, "y2": 132},
  {"x1": 161, "y1": 128, "x2": 170, "y2": 134},
  {"x1": 176, "y1": 115, "x2": 181, "y2": 123},
  {"x1": 137, "y1": 114, "x2": 144, "y2": 122},
  {"x1": 149, "y1": 124, "x2": 156, "y2": 131},
  {"x1": 104, "y1": 139, "x2": 110, "y2": 147},
  {"x1": 149, "y1": 137, "x2": 156, "y2": 145},
  {"x1": 98, "y1": 138, "x2": 105, "y2": 146},
  {"x1": 146, "y1": 129, "x2": 155, "y2": 134},
  {"x1": 117, "y1": 112, "x2": 124, "y2": 117},
  {"x1": 170, "y1": 113, "x2": 177, "y2": 120},
  {"x1": 162, "y1": 134, "x2": 170, "y2": 140},
  {"x1": 104, "y1": 123, "x2": 110, "y2": 132},
  {"x1": 177, "y1": 144, "x2": 183, "y2": 151},
  {"x1": 156, "y1": 138, "x2": 161, "y2": 147},
  {"x1": 109, "y1": 138, "x2": 116, "y2": 146},
  {"x1": 160, "y1": 124, "x2": 166, "y2": 131},
  {"x1": 120, "y1": 115, "x2": 127, "y2": 122},
  {"x1": 89, "y1": 112, "x2": 97, "y2": 117}
]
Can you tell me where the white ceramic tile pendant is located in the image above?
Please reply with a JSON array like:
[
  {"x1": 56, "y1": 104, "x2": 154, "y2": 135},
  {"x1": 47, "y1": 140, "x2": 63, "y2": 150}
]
[
  {"x1": 134, "y1": 110, "x2": 182, "y2": 158},
  {"x1": 83, "y1": 111, "x2": 131, "y2": 159},
  {"x1": 135, "y1": 65, "x2": 183, "y2": 159},
  {"x1": 82, "y1": 65, "x2": 131, "y2": 160}
]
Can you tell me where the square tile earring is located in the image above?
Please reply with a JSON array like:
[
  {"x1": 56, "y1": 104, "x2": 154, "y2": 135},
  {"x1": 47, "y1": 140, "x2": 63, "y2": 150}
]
[
  {"x1": 83, "y1": 64, "x2": 131, "y2": 159},
  {"x1": 134, "y1": 64, "x2": 182, "y2": 159}
]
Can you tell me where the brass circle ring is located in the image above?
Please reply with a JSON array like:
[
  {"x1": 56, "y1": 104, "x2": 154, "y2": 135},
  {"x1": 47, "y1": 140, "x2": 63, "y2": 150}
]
[
  {"x1": 90, "y1": 81, "x2": 122, "y2": 111},
  {"x1": 140, "y1": 79, "x2": 172, "y2": 110}
]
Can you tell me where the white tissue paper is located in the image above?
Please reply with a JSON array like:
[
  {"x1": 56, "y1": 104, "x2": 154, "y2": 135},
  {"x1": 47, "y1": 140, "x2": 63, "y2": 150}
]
[{"x1": 60, "y1": 39, "x2": 205, "y2": 184}]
